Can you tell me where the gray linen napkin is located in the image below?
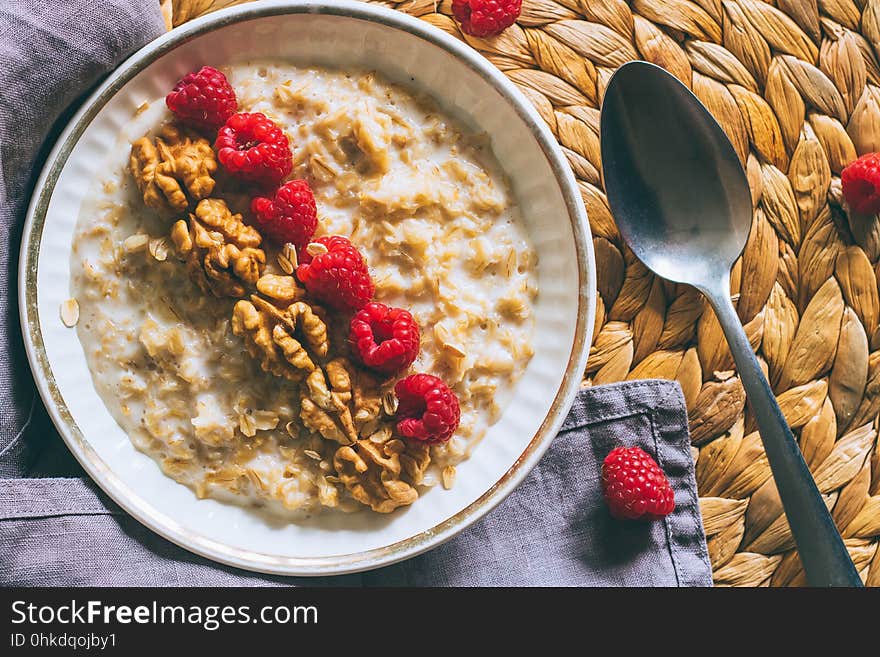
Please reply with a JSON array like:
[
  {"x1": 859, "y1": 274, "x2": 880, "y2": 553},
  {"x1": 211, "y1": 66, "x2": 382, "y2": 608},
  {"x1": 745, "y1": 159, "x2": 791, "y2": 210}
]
[
  {"x1": 0, "y1": 0, "x2": 166, "y2": 478},
  {"x1": 2, "y1": 381, "x2": 710, "y2": 586},
  {"x1": 0, "y1": 0, "x2": 711, "y2": 587}
]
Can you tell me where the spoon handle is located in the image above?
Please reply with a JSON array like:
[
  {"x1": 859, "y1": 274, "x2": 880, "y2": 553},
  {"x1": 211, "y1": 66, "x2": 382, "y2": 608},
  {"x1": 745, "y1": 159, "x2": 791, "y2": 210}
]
[{"x1": 705, "y1": 282, "x2": 862, "y2": 587}]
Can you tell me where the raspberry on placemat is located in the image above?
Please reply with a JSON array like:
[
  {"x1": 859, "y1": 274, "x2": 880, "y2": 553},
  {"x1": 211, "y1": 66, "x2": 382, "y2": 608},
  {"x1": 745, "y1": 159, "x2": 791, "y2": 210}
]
[
  {"x1": 296, "y1": 236, "x2": 374, "y2": 312},
  {"x1": 165, "y1": 66, "x2": 237, "y2": 131},
  {"x1": 251, "y1": 180, "x2": 318, "y2": 250},
  {"x1": 215, "y1": 112, "x2": 293, "y2": 185},
  {"x1": 394, "y1": 374, "x2": 461, "y2": 444},
  {"x1": 842, "y1": 153, "x2": 880, "y2": 215},
  {"x1": 452, "y1": 0, "x2": 522, "y2": 38},
  {"x1": 601, "y1": 446, "x2": 675, "y2": 521},
  {"x1": 349, "y1": 302, "x2": 420, "y2": 375}
]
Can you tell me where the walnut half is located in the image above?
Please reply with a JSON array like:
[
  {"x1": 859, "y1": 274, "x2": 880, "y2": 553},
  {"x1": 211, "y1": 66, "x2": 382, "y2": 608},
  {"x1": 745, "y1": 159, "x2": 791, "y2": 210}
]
[
  {"x1": 231, "y1": 287, "x2": 328, "y2": 382},
  {"x1": 171, "y1": 198, "x2": 266, "y2": 297},
  {"x1": 300, "y1": 358, "x2": 382, "y2": 445},
  {"x1": 334, "y1": 438, "x2": 430, "y2": 513},
  {"x1": 130, "y1": 123, "x2": 217, "y2": 212}
]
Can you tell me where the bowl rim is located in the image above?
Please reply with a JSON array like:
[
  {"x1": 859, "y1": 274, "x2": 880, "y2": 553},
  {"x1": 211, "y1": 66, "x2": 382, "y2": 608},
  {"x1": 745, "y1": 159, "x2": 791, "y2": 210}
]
[{"x1": 18, "y1": 0, "x2": 596, "y2": 576}]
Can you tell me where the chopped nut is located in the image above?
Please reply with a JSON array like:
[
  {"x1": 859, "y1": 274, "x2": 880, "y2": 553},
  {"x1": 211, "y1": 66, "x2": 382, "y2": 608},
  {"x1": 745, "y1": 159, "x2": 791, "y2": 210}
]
[
  {"x1": 333, "y1": 438, "x2": 430, "y2": 513},
  {"x1": 442, "y1": 465, "x2": 456, "y2": 490},
  {"x1": 304, "y1": 449, "x2": 322, "y2": 460},
  {"x1": 196, "y1": 198, "x2": 262, "y2": 248},
  {"x1": 170, "y1": 220, "x2": 192, "y2": 252},
  {"x1": 368, "y1": 426, "x2": 393, "y2": 444},
  {"x1": 130, "y1": 123, "x2": 217, "y2": 212},
  {"x1": 231, "y1": 294, "x2": 329, "y2": 381},
  {"x1": 300, "y1": 358, "x2": 382, "y2": 445},
  {"x1": 123, "y1": 233, "x2": 150, "y2": 253},
  {"x1": 60, "y1": 299, "x2": 79, "y2": 327},
  {"x1": 256, "y1": 274, "x2": 304, "y2": 304},
  {"x1": 359, "y1": 418, "x2": 380, "y2": 438},
  {"x1": 171, "y1": 199, "x2": 266, "y2": 297},
  {"x1": 306, "y1": 242, "x2": 329, "y2": 257}
]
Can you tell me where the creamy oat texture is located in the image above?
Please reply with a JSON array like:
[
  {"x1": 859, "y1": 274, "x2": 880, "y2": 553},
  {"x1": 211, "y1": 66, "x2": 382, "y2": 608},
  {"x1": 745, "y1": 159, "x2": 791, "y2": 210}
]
[{"x1": 72, "y1": 63, "x2": 537, "y2": 516}]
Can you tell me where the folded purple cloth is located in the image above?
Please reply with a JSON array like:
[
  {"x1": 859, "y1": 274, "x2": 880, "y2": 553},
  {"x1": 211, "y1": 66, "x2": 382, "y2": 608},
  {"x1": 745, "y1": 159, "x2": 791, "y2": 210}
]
[
  {"x1": 0, "y1": 0, "x2": 166, "y2": 478},
  {"x1": 0, "y1": 0, "x2": 711, "y2": 587}
]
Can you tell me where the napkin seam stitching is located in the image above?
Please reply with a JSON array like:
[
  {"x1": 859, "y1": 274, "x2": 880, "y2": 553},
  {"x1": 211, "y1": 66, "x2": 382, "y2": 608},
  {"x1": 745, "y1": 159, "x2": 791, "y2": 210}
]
[
  {"x1": 677, "y1": 428, "x2": 710, "y2": 586},
  {"x1": 560, "y1": 380, "x2": 679, "y2": 432},
  {"x1": 0, "y1": 510, "x2": 120, "y2": 521},
  {"x1": 0, "y1": 476, "x2": 117, "y2": 519},
  {"x1": 652, "y1": 383, "x2": 710, "y2": 587},
  {"x1": 650, "y1": 410, "x2": 682, "y2": 586}
]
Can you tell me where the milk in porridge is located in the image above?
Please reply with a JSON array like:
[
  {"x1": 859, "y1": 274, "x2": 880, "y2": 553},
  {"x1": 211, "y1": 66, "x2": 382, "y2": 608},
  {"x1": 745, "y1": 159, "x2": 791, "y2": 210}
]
[{"x1": 71, "y1": 63, "x2": 537, "y2": 516}]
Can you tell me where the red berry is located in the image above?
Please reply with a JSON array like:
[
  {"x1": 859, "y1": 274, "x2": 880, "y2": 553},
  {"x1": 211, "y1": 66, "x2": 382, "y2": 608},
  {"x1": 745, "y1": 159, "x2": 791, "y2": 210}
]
[
  {"x1": 296, "y1": 236, "x2": 374, "y2": 311},
  {"x1": 452, "y1": 0, "x2": 522, "y2": 38},
  {"x1": 394, "y1": 374, "x2": 460, "y2": 444},
  {"x1": 349, "y1": 303, "x2": 420, "y2": 375},
  {"x1": 842, "y1": 153, "x2": 880, "y2": 215},
  {"x1": 215, "y1": 112, "x2": 292, "y2": 185},
  {"x1": 165, "y1": 66, "x2": 237, "y2": 131},
  {"x1": 601, "y1": 446, "x2": 675, "y2": 521},
  {"x1": 251, "y1": 180, "x2": 318, "y2": 250}
]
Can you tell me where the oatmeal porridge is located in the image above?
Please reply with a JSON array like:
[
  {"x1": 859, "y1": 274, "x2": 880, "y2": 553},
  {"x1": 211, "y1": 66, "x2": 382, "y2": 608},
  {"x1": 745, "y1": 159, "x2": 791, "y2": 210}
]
[{"x1": 71, "y1": 63, "x2": 537, "y2": 516}]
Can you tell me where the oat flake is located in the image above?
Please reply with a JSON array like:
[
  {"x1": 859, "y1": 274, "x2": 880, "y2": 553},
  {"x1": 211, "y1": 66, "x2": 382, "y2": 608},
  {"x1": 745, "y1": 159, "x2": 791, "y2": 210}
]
[{"x1": 60, "y1": 299, "x2": 79, "y2": 327}]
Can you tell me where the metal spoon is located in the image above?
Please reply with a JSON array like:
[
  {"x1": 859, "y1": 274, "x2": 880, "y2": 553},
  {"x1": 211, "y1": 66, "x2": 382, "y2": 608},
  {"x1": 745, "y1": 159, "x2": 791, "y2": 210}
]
[{"x1": 600, "y1": 61, "x2": 862, "y2": 587}]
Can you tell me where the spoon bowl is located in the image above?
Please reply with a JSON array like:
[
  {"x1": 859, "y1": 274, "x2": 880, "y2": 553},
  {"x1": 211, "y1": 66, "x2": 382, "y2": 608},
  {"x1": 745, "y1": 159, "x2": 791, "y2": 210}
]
[
  {"x1": 600, "y1": 61, "x2": 862, "y2": 587},
  {"x1": 600, "y1": 62, "x2": 751, "y2": 287}
]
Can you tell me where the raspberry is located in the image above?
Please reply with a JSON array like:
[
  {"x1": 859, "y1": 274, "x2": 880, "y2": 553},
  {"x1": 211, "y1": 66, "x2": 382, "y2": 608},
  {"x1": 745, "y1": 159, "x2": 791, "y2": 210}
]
[
  {"x1": 394, "y1": 374, "x2": 460, "y2": 444},
  {"x1": 349, "y1": 303, "x2": 420, "y2": 375},
  {"x1": 165, "y1": 66, "x2": 237, "y2": 131},
  {"x1": 452, "y1": 0, "x2": 522, "y2": 38},
  {"x1": 215, "y1": 112, "x2": 292, "y2": 185},
  {"x1": 842, "y1": 153, "x2": 880, "y2": 215},
  {"x1": 601, "y1": 446, "x2": 675, "y2": 521},
  {"x1": 251, "y1": 180, "x2": 318, "y2": 249},
  {"x1": 296, "y1": 236, "x2": 374, "y2": 311}
]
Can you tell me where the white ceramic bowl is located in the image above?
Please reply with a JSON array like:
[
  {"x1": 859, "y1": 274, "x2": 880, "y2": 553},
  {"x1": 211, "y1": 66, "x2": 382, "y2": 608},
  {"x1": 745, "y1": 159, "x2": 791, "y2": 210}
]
[{"x1": 19, "y1": 0, "x2": 595, "y2": 575}]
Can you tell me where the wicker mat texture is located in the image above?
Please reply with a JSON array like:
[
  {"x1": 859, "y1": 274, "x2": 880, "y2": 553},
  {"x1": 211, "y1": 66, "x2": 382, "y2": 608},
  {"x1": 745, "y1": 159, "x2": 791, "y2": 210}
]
[{"x1": 163, "y1": 0, "x2": 880, "y2": 586}]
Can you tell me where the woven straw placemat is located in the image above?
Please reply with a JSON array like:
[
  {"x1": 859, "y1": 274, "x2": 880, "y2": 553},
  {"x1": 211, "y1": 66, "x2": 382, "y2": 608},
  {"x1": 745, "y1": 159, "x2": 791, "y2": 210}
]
[{"x1": 163, "y1": 0, "x2": 880, "y2": 586}]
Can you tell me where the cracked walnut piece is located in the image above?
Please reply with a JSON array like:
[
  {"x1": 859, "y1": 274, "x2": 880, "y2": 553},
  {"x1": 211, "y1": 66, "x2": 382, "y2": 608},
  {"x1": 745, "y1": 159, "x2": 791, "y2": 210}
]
[
  {"x1": 334, "y1": 438, "x2": 430, "y2": 513},
  {"x1": 230, "y1": 282, "x2": 381, "y2": 445},
  {"x1": 300, "y1": 358, "x2": 383, "y2": 445},
  {"x1": 231, "y1": 286, "x2": 328, "y2": 381},
  {"x1": 171, "y1": 198, "x2": 266, "y2": 297},
  {"x1": 130, "y1": 123, "x2": 217, "y2": 212}
]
